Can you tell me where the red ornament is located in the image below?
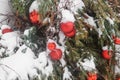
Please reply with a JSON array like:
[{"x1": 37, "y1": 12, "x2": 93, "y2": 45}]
[
  {"x1": 60, "y1": 22, "x2": 74, "y2": 33},
  {"x1": 29, "y1": 10, "x2": 40, "y2": 24},
  {"x1": 114, "y1": 37, "x2": 120, "y2": 44},
  {"x1": 49, "y1": 49, "x2": 62, "y2": 60},
  {"x1": 65, "y1": 29, "x2": 76, "y2": 37},
  {"x1": 47, "y1": 42, "x2": 56, "y2": 51},
  {"x1": 102, "y1": 50, "x2": 112, "y2": 60},
  {"x1": 87, "y1": 73, "x2": 97, "y2": 80},
  {"x1": 2, "y1": 28, "x2": 13, "y2": 34}
]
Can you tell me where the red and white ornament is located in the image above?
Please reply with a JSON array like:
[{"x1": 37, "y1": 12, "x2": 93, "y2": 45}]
[
  {"x1": 29, "y1": 0, "x2": 41, "y2": 24},
  {"x1": 0, "y1": 25, "x2": 22, "y2": 56},
  {"x1": 49, "y1": 49, "x2": 62, "y2": 60},
  {"x1": 60, "y1": 9, "x2": 76, "y2": 38},
  {"x1": 47, "y1": 42, "x2": 56, "y2": 51},
  {"x1": 102, "y1": 46, "x2": 112, "y2": 60}
]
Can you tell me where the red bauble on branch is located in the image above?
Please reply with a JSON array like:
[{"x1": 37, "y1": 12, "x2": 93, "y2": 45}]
[
  {"x1": 60, "y1": 21, "x2": 74, "y2": 33},
  {"x1": 60, "y1": 21, "x2": 76, "y2": 37},
  {"x1": 29, "y1": 10, "x2": 40, "y2": 24},
  {"x1": 87, "y1": 72, "x2": 97, "y2": 80},
  {"x1": 47, "y1": 42, "x2": 56, "y2": 51},
  {"x1": 114, "y1": 37, "x2": 120, "y2": 44},
  {"x1": 49, "y1": 49, "x2": 62, "y2": 60},
  {"x1": 102, "y1": 50, "x2": 112, "y2": 60},
  {"x1": 65, "y1": 29, "x2": 76, "y2": 37}
]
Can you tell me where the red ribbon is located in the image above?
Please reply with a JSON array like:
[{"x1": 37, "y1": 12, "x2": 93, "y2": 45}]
[{"x1": 2, "y1": 28, "x2": 13, "y2": 34}]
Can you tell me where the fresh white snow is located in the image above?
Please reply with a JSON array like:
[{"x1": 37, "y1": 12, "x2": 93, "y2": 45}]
[
  {"x1": 58, "y1": 0, "x2": 85, "y2": 14},
  {"x1": 61, "y1": 9, "x2": 75, "y2": 23},
  {"x1": 29, "y1": 0, "x2": 40, "y2": 13}
]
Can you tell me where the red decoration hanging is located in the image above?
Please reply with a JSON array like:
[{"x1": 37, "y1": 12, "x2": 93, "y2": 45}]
[
  {"x1": 114, "y1": 37, "x2": 120, "y2": 44},
  {"x1": 87, "y1": 72, "x2": 97, "y2": 80},
  {"x1": 29, "y1": 10, "x2": 40, "y2": 24},
  {"x1": 60, "y1": 21, "x2": 74, "y2": 33},
  {"x1": 47, "y1": 42, "x2": 56, "y2": 51},
  {"x1": 49, "y1": 49, "x2": 62, "y2": 60},
  {"x1": 65, "y1": 29, "x2": 76, "y2": 37},
  {"x1": 102, "y1": 50, "x2": 112, "y2": 60},
  {"x1": 2, "y1": 28, "x2": 13, "y2": 34}
]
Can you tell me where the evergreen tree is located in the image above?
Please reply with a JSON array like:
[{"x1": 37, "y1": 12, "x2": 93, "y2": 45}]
[{"x1": 0, "y1": 0, "x2": 120, "y2": 80}]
